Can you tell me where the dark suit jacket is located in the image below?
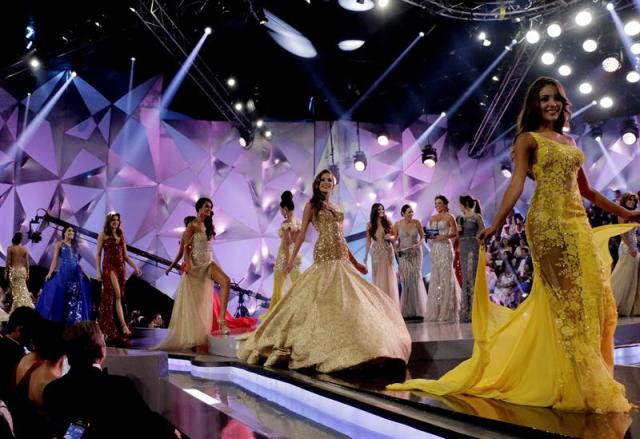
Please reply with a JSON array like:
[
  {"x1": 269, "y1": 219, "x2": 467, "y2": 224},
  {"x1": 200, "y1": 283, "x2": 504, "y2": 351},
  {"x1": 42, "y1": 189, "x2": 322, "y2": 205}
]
[
  {"x1": 0, "y1": 335, "x2": 24, "y2": 403},
  {"x1": 43, "y1": 365, "x2": 175, "y2": 439}
]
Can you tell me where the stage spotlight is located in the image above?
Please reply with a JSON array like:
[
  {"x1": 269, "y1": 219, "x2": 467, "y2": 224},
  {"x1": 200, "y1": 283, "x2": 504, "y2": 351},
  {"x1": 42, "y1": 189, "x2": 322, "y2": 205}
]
[
  {"x1": 579, "y1": 82, "x2": 593, "y2": 94},
  {"x1": 591, "y1": 124, "x2": 603, "y2": 141},
  {"x1": 599, "y1": 96, "x2": 613, "y2": 108},
  {"x1": 478, "y1": 32, "x2": 486, "y2": 40},
  {"x1": 525, "y1": 30, "x2": 540, "y2": 44},
  {"x1": 621, "y1": 119, "x2": 639, "y2": 145},
  {"x1": 246, "y1": 99, "x2": 256, "y2": 112},
  {"x1": 627, "y1": 71, "x2": 640, "y2": 83},
  {"x1": 226, "y1": 77, "x2": 236, "y2": 87},
  {"x1": 547, "y1": 23, "x2": 562, "y2": 38},
  {"x1": 483, "y1": 39, "x2": 492, "y2": 47},
  {"x1": 264, "y1": 130, "x2": 273, "y2": 140},
  {"x1": 418, "y1": 31, "x2": 425, "y2": 38},
  {"x1": 624, "y1": 20, "x2": 640, "y2": 37},
  {"x1": 234, "y1": 102, "x2": 243, "y2": 111},
  {"x1": 541, "y1": 52, "x2": 555, "y2": 65},
  {"x1": 377, "y1": 132, "x2": 389, "y2": 146},
  {"x1": 353, "y1": 150, "x2": 367, "y2": 172},
  {"x1": 602, "y1": 55, "x2": 621, "y2": 72},
  {"x1": 492, "y1": 75, "x2": 499, "y2": 81},
  {"x1": 440, "y1": 111, "x2": 446, "y2": 117},
  {"x1": 70, "y1": 71, "x2": 77, "y2": 78},
  {"x1": 29, "y1": 58, "x2": 40, "y2": 69},
  {"x1": 249, "y1": 0, "x2": 268, "y2": 25},
  {"x1": 575, "y1": 10, "x2": 592, "y2": 27},
  {"x1": 377, "y1": 0, "x2": 390, "y2": 8},
  {"x1": 421, "y1": 144, "x2": 437, "y2": 168},
  {"x1": 501, "y1": 160, "x2": 512, "y2": 178},
  {"x1": 130, "y1": 56, "x2": 136, "y2": 62},
  {"x1": 256, "y1": 119, "x2": 264, "y2": 127},
  {"x1": 582, "y1": 39, "x2": 597, "y2": 52},
  {"x1": 606, "y1": 2, "x2": 614, "y2": 11},
  {"x1": 632, "y1": 43, "x2": 640, "y2": 55},
  {"x1": 558, "y1": 64, "x2": 572, "y2": 76}
]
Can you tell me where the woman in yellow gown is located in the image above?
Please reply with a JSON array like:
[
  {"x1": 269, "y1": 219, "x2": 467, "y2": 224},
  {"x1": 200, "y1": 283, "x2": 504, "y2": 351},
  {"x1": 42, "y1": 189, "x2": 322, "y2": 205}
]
[
  {"x1": 238, "y1": 169, "x2": 411, "y2": 372},
  {"x1": 388, "y1": 77, "x2": 640, "y2": 413}
]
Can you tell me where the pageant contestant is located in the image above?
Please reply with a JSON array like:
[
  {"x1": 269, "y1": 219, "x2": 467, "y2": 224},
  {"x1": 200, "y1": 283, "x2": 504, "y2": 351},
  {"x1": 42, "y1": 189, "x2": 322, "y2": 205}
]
[
  {"x1": 238, "y1": 169, "x2": 410, "y2": 372},
  {"x1": 96, "y1": 212, "x2": 141, "y2": 341},
  {"x1": 389, "y1": 77, "x2": 640, "y2": 413},
  {"x1": 611, "y1": 192, "x2": 640, "y2": 316},
  {"x1": 263, "y1": 191, "x2": 302, "y2": 316},
  {"x1": 364, "y1": 203, "x2": 399, "y2": 305},
  {"x1": 155, "y1": 197, "x2": 233, "y2": 351},
  {"x1": 425, "y1": 195, "x2": 461, "y2": 322},
  {"x1": 164, "y1": 215, "x2": 255, "y2": 337},
  {"x1": 6, "y1": 232, "x2": 34, "y2": 311},
  {"x1": 456, "y1": 195, "x2": 485, "y2": 323},
  {"x1": 394, "y1": 205, "x2": 427, "y2": 319},
  {"x1": 36, "y1": 226, "x2": 92, "y2": 326}
]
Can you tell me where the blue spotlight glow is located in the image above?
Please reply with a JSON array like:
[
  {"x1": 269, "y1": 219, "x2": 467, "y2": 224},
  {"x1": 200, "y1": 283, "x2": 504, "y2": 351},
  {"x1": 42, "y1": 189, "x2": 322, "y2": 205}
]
[
  {"x1": 159, "y1": 31, "x2": 211, "y2": 115},
  {"x1": 343, "y1": 33, "x2": 425, "y2": 119}
]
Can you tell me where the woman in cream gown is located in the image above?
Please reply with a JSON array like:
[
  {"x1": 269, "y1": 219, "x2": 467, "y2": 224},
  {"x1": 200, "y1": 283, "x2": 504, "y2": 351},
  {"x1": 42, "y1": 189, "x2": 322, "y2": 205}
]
[
  {"x1": 238, "y1": 170, "x2": 411, "y2": 373},
  {"x1": 364, "y1": 203, "x2": 399, "y2": 305},
  {"x1": 155, "y1": 197, "x2": 232, "y2": 351},
  {"x1": 611, "y1": 193, "x2": 640, "y2": 316},
  {"x1": 388, "y1": 77, "x2": 640, "y2": 413}
]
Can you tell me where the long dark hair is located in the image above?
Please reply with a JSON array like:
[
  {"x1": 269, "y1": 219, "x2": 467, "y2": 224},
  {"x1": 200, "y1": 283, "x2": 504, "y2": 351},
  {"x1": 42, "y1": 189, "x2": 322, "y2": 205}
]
[
  {"x1": 280, "y1": 191, "x2": 294, "y2": 211},
  {"x1": 310, "y1": 169, "x2": 334, "y2": 217},
  {"x1": 61, "y1": 225, "x2": 80, "y2": 254},
  {"x1": 435, "y1": 194, "x2": 449, "y2": 211},
  {"x1": 195, "y1": 197, "x2": 216, "y2": 240},
  {"x1": 11, "y1": 232, "x2": 23, "y2": 245},
  {"x1": 459, "y1": 195, "x2": 482, "y2": 214},
  {"x1": 516, "y1": 77, "x2": 571, "y2": 137},
  {"x1": 368, "y1": 203, "x2": 392, "y2": 240},
  {"x1": 103, "y1": 212, "x2": 122, "y2": 237}
]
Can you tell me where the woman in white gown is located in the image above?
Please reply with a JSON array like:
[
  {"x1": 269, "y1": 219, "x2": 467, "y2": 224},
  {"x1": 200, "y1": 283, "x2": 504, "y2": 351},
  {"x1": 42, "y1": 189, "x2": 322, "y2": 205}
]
[
  {"x1": 425, "y1": 195, "x2": 461, "y2": 322},
  {"x1": 612, "y1": 192, "x2": 640, "y2": 316},
  {"x1": 155, "y1": 197, "x2": 231, "y2": 351}
]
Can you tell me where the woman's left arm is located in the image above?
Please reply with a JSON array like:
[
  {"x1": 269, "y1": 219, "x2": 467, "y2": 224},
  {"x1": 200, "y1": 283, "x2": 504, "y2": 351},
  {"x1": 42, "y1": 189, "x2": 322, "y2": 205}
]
[{"x1": 122, "y1": 235, "x2": 142, "y2": 276}]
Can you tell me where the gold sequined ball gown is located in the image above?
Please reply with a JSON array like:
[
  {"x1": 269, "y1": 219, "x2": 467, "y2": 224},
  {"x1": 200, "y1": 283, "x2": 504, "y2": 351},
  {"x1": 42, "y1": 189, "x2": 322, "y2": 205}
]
[
  {"x1": 388, "y1": 132, "x2": 635, "y2": 413},
  {"x1": 238, "y1": 207, "x2": 411, "y2": 372},
  {"x1": 9, "y1": 265, "x2": 34, "y2": 311}
]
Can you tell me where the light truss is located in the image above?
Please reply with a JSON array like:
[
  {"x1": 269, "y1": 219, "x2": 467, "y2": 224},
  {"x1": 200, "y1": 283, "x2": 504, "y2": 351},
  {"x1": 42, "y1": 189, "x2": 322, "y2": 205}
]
[
  {"x1": 134, "y1": 0, "x2": 253, "y2": 135},
  {"x1": 400, "y1": 1, "x2": 583, "y2": 21}
]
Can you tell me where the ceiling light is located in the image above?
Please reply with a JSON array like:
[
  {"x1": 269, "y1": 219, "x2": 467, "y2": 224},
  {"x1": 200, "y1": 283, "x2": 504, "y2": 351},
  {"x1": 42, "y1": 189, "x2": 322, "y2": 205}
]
[
  {"x1": 70, "y1": 71, "x2": 77, "y2": 78},
  {"x1": 599, "y1": 96, "x2": 613, "y2": 108},
  {"x1": 377, "y1": 133, "x2": 389, "y2": 146},
  {"x1": 491, "y1": 75, "x2": 499, "y2": 81},
  {"x1": 256, "y1": 119, "x2": 264, "y2": 127},
  {"x1": 338, "y1": 40, "x2": 365, "y2": 51},
  {"x1": 621, "y1": 119, "x2": 638, "y2": 145},
  {"x1": 525, "y1": 30, "x2": 540, "y2": 44},
  {"x1": 558, "y1": 65, "x2": 572, "y2": 76},
  {"x1": 478, "y1": 32, "x2": 486, "y2": 40},
  {"x1": 624, "y1": 20, "x2": 640, "y2": 37},
  {"x1": 234, "y1": 102, "x2": 243, "y2": 111},
  {"x1": 606, "y1": 2, "x2": 614, "y2": 11},
  {"x1": 483, "y1": 39, "x2": 492, "y2": 47},
  {"x1": 632, "y1": 43, "x2": 640, "y2": 55},
  {"x1": 579, "y1": 82, "x2": 593, "y2": 94},
  {"x1": 602, "y1": 55, "x2": 621, "y2": 72},
  {"x1": 353, "y1": 150, "x2": 367, "y2": 172},
  {"x1": 204, "y1": 27, "x2": 212, "y2": 35},
  {"x1": 421, "y1": 145, "x2": 437, "y2": 167},
  {"x1": 626, "y1": 71, "x2": 640, "y2": 83},
  {"x1": 29, "y1": 58, "x2": 40, "y2": 69},
  {"x1": 547, "y1": 23, "x2": 562, "y2": 38},
  {"x1": 582, "y1": 39, "x2": 597, "y2": 52},
  {"x1": 575, "y1": 10, "x2": 592, "y2": 27},
  {"x1": 226, "y1": 77, "x2": 236, "y2": 87},
  {"x1": 328, "y1": 163, "x2": 340, "y2": 185},
  {"x1": 377, "y1": 0, "x2": 389, "y2": 8},
  {"x1": 338, "y1": 0, "x2": 375, "y2": 11},
  {"x1": 264, "y1": 130, "x2": 272, "y2": 139},
  {"x1": 541, "y1": 52, "x2": 555, "y2": 65}
]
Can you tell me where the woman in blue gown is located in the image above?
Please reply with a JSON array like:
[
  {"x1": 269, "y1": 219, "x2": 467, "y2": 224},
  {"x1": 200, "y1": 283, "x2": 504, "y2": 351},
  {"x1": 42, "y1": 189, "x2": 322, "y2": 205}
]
[{"x1": 36, "y1": 226, "x2": 92, "y2": 326}]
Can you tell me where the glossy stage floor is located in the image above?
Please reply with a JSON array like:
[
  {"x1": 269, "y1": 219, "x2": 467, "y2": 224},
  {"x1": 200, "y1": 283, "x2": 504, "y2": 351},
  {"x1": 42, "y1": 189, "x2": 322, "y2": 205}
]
[{"x1": 115, "y1": 317, "x2": 640, "y2": 439}]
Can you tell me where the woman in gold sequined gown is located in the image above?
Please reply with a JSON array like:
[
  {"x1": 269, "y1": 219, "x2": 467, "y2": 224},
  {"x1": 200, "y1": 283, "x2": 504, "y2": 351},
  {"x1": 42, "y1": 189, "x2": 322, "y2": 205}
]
[
  {"x1": 238, "y1": 170, "x2": 411, "y2": 372},
  {"x1": 6, "y1": 232, "x2": 34, "y2": 311},
  {"x1": 155, "y1": 197, "x2": 232, "y2": 351},
  {"x1": 388, "y1": 77, "x2": 640, "y2": 413}
]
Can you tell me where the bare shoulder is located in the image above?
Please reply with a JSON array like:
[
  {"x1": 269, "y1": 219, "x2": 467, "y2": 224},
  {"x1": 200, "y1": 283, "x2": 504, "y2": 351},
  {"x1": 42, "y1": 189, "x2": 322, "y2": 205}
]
[
  {"x1": 514, "y1": 132, "x2": 537, "y2": 151},
  {"x1": 562, "y1": 133, "x2": 578, "y2": 146}
]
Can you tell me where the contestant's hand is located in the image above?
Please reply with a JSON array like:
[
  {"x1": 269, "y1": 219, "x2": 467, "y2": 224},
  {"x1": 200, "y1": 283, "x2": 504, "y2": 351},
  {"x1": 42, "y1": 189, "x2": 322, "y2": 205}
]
[
  {"x1": 183, "y1": 260, "x2": 192, "y2": 274},
  {"x1": 96, "y1": 272, "x2": 102, "y2": 282},
  {"x1": 477, "y1": 225, "x2": 498, "y2": 245},
  {"x1": 355, "y1": 262, "x2": 368, "y2": 275},
  {"x1": 629, "y1": 248, "x2": 638, "y2": 258},
  {"x1": 134, "y1": 266, "x2": 142, "y2": 277},
  {"x1": 164, "y1": 265, "x2": 173, "y2": 276},
  {"x1": 45, "y1": 273, "x2": 52, "y2": 281}
]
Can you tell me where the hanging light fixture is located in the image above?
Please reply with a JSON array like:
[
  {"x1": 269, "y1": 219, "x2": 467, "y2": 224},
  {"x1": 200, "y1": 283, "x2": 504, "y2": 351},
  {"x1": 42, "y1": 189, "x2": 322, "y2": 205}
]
[{"x1": 353, "y1": 123, "x2": 367, "y2": 172}]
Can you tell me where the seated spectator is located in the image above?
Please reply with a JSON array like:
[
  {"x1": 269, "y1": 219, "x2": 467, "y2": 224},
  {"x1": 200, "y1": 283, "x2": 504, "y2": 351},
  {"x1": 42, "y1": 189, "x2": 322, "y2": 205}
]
[
  {"x1": 43, "y1": 321, "x2": 178, "y2": 439},
  {"x1": 0, "y1": 307, "x2": 41, "y2": 403},
  {"x1": 513, "y1": 239, "x2": 529, "y2": 259}
]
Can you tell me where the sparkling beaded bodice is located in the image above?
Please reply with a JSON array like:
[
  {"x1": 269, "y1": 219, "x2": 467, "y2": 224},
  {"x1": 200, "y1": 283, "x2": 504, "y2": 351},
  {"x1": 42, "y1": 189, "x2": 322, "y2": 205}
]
[
  {"x1": 60, "y1": 243, "x2": 80, "y2": 267},
  {"x1": 398, "y1": 223, "x2": 420, "y2": 247},
  {"x1": 312, "y1": 208, "x2": 349, "y2": 263},
  {"x1": 430, "y1": 221, "x2": 451, "y2": 245},
  {"x1": 190, "y1": 232, "x2": 212, "y2": 267}
]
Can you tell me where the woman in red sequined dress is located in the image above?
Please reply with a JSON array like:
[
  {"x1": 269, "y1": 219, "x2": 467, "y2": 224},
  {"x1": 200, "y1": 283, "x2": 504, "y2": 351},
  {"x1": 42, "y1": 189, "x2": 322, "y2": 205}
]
[{"x1": 96, "y1": 212, "x2": 141, "y2": 341}]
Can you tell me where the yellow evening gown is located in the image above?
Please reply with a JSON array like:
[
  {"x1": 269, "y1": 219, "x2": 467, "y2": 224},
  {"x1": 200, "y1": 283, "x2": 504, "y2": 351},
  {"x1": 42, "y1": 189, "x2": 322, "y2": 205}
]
[
  {"x1": 238, "y1": 207, "x2": 411, "y2": 373},
  {"x1": 388, "y1": 132, "x2": 635, "y2": 413}
]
